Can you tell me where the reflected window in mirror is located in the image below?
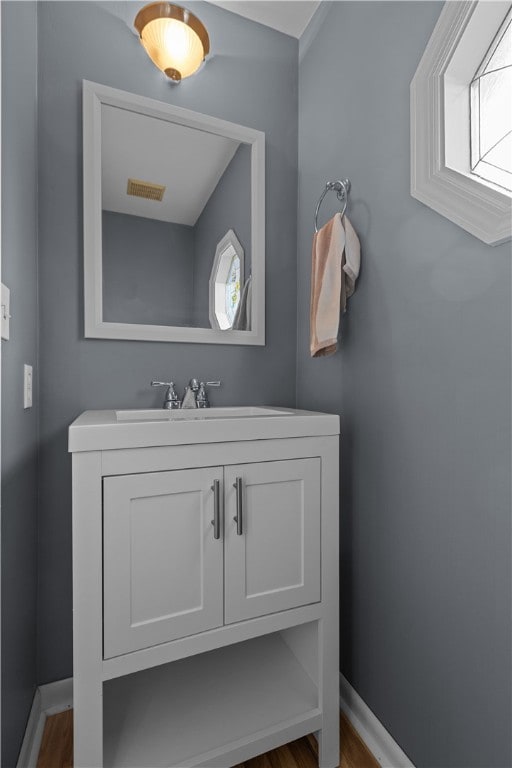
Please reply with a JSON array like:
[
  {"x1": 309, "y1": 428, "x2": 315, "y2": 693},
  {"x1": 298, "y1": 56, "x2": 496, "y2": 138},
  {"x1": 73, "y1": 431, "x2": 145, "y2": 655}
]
[
  {"x1": 226, "y1": 258, "x2": 241, "y2": 326},
  {"x1": 209, "y1": 230, "x2": 246, "y2": 330}
]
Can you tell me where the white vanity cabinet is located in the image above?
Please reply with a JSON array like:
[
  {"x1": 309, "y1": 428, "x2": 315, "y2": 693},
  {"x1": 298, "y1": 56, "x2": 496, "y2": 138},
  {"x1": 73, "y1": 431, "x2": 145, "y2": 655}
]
[{"x1": 69, "y1": 408, "x2": 340, "y2": 768}]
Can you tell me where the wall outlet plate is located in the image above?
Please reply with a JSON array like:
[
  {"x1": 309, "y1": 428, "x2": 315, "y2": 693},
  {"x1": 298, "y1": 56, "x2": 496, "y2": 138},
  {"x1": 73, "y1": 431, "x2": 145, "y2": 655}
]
[
  {"x1": 1, "y1": 283, "x2": 11, "y2": 340},
  {"x1": 24, "y1": 364, "x2": 33, "y2": 409}
]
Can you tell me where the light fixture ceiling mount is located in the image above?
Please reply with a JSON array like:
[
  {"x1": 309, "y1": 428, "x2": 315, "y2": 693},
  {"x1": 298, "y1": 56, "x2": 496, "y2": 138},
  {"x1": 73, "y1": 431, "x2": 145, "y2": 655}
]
[{"x1": 134, "y1": 2, "x2": 210, "y2": 83}]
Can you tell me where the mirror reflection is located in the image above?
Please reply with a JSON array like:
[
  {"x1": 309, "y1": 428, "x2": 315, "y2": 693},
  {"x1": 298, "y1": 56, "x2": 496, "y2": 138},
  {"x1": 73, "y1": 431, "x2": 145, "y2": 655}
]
[{"x1": 101, "y1": 104, "x2": 251, "y2": 329}]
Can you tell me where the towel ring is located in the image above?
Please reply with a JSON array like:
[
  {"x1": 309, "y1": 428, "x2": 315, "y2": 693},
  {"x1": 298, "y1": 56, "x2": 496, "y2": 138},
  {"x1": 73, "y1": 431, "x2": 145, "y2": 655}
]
[{"x1": 314, "y1": 179, "x2": 351, "y2": 233}]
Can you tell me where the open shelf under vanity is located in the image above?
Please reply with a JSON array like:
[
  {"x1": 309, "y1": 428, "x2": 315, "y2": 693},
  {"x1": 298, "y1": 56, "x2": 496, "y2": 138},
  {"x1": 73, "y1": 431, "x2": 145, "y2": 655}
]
[{"x1": 103, "y1": 632, "x2": 321, "y2": 768}]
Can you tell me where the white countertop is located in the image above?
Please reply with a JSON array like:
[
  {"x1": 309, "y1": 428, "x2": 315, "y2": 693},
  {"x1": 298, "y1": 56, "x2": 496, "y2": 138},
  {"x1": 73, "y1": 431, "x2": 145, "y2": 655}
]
[{"x1": 68, "y1": 407, "x2": 340, "y2": 453}]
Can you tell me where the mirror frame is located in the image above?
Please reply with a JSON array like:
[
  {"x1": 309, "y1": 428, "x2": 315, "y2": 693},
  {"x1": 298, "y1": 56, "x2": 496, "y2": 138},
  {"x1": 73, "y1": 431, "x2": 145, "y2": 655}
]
[{"x1": 83, "y1": 80, "x2": 265, "y2": 344}]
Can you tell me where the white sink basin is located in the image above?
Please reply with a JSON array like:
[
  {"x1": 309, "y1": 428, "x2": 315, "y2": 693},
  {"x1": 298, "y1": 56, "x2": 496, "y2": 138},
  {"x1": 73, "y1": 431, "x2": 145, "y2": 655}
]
[
  {"x1": 115, "y1": 406, "x2": 293, "y2": 422},
  {"x1": 69, "y1": 407, "x2": 339, "y2": 452}
]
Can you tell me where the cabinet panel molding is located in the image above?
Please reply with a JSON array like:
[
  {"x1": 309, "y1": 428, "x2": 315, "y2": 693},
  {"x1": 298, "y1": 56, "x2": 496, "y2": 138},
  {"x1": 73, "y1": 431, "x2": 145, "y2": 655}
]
[
  {"x1": 224, "y1": 458, "x2": 321, "y2": 623},
  {"x1": 103, "y1": 467, "x2": 224, "y2": 658}
]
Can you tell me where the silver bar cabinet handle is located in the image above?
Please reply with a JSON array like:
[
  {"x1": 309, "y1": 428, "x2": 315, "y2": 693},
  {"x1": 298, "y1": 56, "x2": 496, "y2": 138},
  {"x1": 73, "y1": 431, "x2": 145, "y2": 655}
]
[
  {"x1": 211, "y1": 480, "x2": 221, "y2": 540},
  {"x1": 233, "y1": 477, "x2": 243, "y2": 535}
]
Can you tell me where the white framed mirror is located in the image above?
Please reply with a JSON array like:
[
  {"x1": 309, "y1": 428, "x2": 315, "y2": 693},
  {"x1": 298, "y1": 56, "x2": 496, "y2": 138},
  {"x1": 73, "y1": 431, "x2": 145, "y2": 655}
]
[{"x1": 83, "y1": 81, "x2": 265, "y2": 344}]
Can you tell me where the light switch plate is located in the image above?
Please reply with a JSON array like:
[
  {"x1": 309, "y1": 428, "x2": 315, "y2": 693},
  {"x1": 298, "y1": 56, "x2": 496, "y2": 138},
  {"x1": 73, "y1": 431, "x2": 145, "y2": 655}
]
[
  {"x1": 24, "y1": 364, "x2": 33, "y2": 409},
  {"x1": 1, "y1": 283, "x2": 11, "y2": 340}
]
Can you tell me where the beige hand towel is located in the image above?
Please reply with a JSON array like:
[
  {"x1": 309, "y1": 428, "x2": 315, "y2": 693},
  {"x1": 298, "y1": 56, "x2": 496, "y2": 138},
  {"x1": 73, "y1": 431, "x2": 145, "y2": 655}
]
[
  {"x1": 342, "y1": 215, "x2": 361, "y2": 301},
  {"x1": 310, "y1": 212, "x2": 360, "y2": 357}
]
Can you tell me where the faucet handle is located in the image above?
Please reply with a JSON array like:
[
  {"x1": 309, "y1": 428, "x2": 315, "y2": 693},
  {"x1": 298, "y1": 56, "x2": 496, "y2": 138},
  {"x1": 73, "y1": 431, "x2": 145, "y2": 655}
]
[
  {"x1": 151, "y1": 381, "x2": 181, "y2": 409},
  {"x1": 196, "y1": 381, "x2": 222, "y2": 408}
]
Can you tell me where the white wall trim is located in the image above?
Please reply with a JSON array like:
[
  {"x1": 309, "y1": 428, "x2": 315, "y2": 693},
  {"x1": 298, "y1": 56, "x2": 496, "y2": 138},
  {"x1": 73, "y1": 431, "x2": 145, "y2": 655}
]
[
  {"x1": 39, "y1": 677, "x2": 73, "y2": 716},
  {"x1": 16, "y1": 675, "x2": 413, "y2": 768},
  {"x1": 16, "y1": 689, "x2": 43, "y2": 768},
  {"x1": 410, "y1": 0, "x2": 511, "y2": 246},
  {"x1": 339, "y1": 674, "x2": 415, "y2": 768},
  {"x1": 16, "y1": 679, "x2": 73, "y2": 768}
]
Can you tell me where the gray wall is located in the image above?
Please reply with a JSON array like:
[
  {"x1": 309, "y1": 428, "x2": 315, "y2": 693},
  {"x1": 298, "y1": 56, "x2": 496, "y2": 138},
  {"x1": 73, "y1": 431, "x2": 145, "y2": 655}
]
[
  {"x1": 297, "y1": 3, "x2": 511, "y2": 767},
  {"x1": 1, "y1": 4, "x2": 39, "y2": 765},
  {"x1": 194, "y1": 143, "x2": 251, "y2": 327},
  {"x1": 37, "y1": 1, "x2": 298, "y2": 683},
  {"x1": 102, "y1": 211, "x2": 195, "y2": 326}
]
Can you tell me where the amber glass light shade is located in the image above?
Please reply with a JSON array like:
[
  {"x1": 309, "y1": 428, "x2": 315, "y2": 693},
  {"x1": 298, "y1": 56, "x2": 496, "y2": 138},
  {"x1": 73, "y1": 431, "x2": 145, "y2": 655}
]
[{"x1": 134, "y1": 3, "x2": 210, "y2": 82}]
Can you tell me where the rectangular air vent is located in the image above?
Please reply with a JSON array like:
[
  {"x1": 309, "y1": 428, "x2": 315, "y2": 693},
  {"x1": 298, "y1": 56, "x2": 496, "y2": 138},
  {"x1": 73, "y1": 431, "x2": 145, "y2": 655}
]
[{"x1": 127, "y1": 178, "x2": 166, "y2": 202}]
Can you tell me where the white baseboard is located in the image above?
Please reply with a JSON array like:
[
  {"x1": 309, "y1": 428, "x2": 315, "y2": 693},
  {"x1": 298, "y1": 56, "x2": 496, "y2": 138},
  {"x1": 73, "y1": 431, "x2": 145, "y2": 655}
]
[
  {"x1": 18, "y1": 674, "x2": 410, "y2": 768},
  {"x1": 16, "y1": 678, "x2": 73, "y2": 768},
  {"x1": 16, "y1": 689, "x2": 43, "y2": 768},
  {"x1": 339, "y1": 674, "x2": 415, "y2": 768},
  {"x1": 39, "y1": 677, "x2": 73, "y2": 715}
]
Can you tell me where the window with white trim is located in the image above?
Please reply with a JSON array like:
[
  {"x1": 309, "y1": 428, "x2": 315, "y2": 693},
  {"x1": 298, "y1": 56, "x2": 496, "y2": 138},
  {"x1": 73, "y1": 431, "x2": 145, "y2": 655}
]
[
  {"x1": 470, "y1": 7, "x2": 512, "y2": 193},
  {"x1": 411, "y1": 1, "x2": 512, "y2": 245}
]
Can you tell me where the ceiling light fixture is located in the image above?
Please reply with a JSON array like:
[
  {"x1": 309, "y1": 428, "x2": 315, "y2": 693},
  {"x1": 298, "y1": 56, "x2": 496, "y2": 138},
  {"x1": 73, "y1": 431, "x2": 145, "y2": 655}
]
[{"x1": 134, "y1": 2, "x2": 210, "y2": 84}]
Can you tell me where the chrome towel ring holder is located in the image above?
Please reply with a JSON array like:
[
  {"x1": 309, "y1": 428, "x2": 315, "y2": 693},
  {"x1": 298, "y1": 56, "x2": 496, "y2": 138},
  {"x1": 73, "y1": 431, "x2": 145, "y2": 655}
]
[{"x1": 314, "y1": 178, "x2": 351, "y2": 233}]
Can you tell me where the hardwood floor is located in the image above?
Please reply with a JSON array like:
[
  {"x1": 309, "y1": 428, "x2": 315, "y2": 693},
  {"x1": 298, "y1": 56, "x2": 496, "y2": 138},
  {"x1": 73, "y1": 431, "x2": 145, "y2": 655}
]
[
  {"x1": 36, "y1": 710, "x2": 73, "y2": 768},
  {"x1": 36, "y1": 710, "x2": 379, "y2": 768}
]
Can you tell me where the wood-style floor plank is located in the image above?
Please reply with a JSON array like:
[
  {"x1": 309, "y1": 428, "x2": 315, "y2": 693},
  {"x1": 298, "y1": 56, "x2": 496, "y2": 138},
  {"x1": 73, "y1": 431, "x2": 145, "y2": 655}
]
[
  {"x1": 37, "y1": 710, "x2": 379, "y2": 768},
  {"x1": 236, "y1": 715, "x2": 379, "y2": 768},
  {"x1": 339, "y1": 716, "x2": 380, "y2": 768},
  {"x1": 36, "y1": 708, "x2": 73, "y2": 768}
]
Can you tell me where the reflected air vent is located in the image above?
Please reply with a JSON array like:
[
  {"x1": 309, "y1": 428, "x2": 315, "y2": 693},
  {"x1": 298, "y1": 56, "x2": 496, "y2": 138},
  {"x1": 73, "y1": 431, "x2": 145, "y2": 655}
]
[{"x1": 127, "y1": 178, "x2": 166, "y2": 202}]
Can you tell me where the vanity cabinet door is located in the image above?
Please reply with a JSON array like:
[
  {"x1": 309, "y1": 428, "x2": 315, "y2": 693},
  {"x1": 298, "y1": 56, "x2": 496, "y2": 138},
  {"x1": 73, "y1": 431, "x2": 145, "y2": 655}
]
[
  {"x1": 103, "y1": 467, "x2": 224, "y2": 658},
  {"x1": 224, "y1": 458, "x2": 321, "y2": 624}
]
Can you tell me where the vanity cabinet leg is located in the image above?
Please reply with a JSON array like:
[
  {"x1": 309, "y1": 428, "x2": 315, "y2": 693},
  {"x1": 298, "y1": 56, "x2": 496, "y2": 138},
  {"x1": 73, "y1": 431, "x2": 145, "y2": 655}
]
[
  {"x1": 73, "y1": 452, "x2": 104, "y2": 767},
  {"x1": 318, "y1": 615, "x2": 339, "y2": 768},
  {"x1": 74, "y1": 677, "x2": 103, "y2": 768},
  {"x1": 318, "y1": 724, "x2": 339, "y2": 768},
  {"x1": 317, "y1": 443, "x2": 340, "y2": 768}
]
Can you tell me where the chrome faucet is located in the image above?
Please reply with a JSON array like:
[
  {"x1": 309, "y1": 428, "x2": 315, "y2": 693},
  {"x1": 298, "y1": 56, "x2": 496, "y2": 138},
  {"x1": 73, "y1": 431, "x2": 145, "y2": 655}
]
[
  {"x1": 151, "y1": 381, "x2": 181, "y2": 409},
  {"x1": 182, "y1": 378, "x2": 200, "y2": 409},
  {"x1": 182, "y1": 379, "x2": 221, "y2": 408}
]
